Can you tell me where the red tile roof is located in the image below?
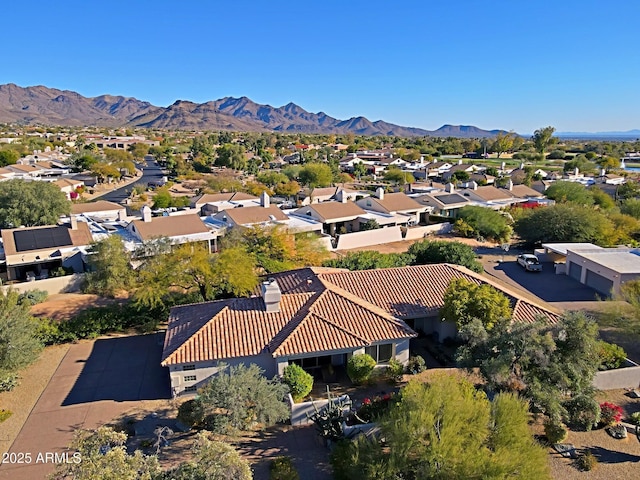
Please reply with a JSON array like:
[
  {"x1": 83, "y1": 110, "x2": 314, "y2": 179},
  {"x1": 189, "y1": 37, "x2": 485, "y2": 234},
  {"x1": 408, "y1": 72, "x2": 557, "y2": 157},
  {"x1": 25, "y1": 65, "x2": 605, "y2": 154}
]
[{"x1": 161, "y1": 264, "x2": 559, "y2": 366}]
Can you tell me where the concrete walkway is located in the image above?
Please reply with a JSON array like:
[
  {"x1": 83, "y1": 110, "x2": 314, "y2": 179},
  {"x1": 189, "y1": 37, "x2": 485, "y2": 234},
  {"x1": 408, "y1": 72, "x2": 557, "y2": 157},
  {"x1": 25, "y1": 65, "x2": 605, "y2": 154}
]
[{"x1": 0, "y1": 333, "x2": 170, "y2": 480}]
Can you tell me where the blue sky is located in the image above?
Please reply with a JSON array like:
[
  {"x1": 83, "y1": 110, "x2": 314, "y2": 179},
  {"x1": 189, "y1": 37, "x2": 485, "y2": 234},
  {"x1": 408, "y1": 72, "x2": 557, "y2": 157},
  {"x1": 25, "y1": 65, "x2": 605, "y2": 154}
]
[{"x1": 1, "y1": 0, "x2": 638, "y2": 134}]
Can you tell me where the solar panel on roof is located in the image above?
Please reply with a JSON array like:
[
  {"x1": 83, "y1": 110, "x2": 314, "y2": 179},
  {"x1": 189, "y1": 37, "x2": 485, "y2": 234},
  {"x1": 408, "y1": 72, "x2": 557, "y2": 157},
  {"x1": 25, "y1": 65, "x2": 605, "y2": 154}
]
[{"x1": 13, "y1": 227, "x2": 73, "y2": 252}]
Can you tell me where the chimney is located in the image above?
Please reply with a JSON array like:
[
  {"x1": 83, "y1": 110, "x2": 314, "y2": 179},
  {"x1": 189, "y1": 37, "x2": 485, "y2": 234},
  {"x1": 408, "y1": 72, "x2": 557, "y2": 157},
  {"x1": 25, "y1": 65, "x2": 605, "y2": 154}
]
[
  {"x1": 261, "y1": 278, "x2": 282, "y2": 313},
  {"x1": 458, "y1": 159, "x2": 463, "y2": 165},
  {"x1": 445, "y1": 183, "x2": 455, "y2": 193},
  {"x1": 419, "y1": 155, "x2": 424, "y2": 165},
  {"x1": 117, "y1": 209, "x2": 126, "y2": 221},
  {"x1": 375, "y1": 187, "x2": 385, "y2": 200},
  {"x1": 601, "y1": 168, "x2": 606, "y2": 177},
  {"x1": 69, "y1": 214, "x2": 78, "y2": 230},
  {"x1": 260, "y1": 191, "x2": 270, "y2": 208},
  {"x1": 501, "y1": 161, "x2": 506, "y2": 170},
  {"x1": 574, "y1": 167, "x2": 579, "y2": 176},
  {"x1": 141, "y1": 205, "x2": 152, "y2": 222},
  {"x1": 520, "y1": 162, "x2": 524, "y2": 169},
  {"x1": 336, "y1": 188, "x2": 348, "y2": 203},
  {"x1": 506, "y1": 179, "x2": 514, "y2": 191},
  {"x1": 469, "y1": 181, "x2": 478, "y2": 190}
]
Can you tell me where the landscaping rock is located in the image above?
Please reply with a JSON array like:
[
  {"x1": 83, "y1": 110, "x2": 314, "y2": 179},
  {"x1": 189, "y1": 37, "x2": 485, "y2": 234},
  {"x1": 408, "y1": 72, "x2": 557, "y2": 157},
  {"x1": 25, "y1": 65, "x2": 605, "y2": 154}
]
[
  {"x1": 629, "y1": 389, "x2": 640, "y2": 399},
  {"x1": 606, "y1": 424, "x2": 628, "y2": 439},
  {"x1": 553, "y1": 443, "x2": 577, "y2": 458}
]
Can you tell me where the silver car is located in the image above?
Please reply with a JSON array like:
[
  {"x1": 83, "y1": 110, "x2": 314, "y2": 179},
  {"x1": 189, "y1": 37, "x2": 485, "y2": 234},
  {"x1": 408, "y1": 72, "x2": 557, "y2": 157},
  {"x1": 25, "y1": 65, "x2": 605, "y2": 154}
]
[{"x1": 517, "y1": 254, "x2": 542, "y2": 272}]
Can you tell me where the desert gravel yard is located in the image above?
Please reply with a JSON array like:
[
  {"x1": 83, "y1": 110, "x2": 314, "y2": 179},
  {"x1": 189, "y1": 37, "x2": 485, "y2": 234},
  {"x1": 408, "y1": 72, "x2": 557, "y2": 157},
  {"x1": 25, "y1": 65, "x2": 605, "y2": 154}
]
[{"x1": 0, "y1": 344, "x2": 70, "y2": 456}]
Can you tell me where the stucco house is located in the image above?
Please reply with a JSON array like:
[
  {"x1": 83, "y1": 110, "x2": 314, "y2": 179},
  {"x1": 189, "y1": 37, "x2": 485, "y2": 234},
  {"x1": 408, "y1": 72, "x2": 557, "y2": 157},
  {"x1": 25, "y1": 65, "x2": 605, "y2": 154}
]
[
  {"x1": 161, "y1": 264, "x2": 559, "y2": 395},
  {"x1": 356, "y1": 188, "x2": 426, "y2": 225}
]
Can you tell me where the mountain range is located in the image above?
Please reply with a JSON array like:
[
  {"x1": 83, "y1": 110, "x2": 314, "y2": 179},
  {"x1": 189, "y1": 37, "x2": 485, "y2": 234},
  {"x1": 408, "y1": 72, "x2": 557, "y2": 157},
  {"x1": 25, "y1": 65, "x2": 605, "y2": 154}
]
[{"x1": 0, "y1": 84, "x2": 506, "y2": 138}]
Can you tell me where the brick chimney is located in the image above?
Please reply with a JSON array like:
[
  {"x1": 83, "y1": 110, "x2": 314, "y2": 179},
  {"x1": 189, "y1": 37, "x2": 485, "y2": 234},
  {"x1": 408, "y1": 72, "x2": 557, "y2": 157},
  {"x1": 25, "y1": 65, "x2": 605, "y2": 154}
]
[{"x1": 261, "y1": 278, "x2": 282, "y2": 313}]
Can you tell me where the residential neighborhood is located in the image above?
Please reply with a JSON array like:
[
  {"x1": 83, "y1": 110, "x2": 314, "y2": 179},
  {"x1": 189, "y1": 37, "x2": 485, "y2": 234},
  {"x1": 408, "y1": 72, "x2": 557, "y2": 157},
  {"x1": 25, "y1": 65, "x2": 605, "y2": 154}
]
[{"x1": 1, "y1": 123, "x2": 640, "y2": 480}]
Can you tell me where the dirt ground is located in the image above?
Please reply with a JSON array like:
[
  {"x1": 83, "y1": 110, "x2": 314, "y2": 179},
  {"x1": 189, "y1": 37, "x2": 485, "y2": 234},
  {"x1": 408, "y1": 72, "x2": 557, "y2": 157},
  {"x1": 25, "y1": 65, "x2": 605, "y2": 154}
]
[
  {"x1": 29, "y1": 293, "x2": 122, "y2": 321},
  {"x1": 0, "y1": 344, "x2": 69, "y2": 456}
]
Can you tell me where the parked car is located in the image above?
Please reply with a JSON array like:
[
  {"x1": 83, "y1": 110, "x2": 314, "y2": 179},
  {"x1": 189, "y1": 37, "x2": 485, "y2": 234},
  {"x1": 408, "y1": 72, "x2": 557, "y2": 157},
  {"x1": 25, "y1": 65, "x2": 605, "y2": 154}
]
[{"x1": 517, "y1": 254, "x2": 542, "y2": 272}]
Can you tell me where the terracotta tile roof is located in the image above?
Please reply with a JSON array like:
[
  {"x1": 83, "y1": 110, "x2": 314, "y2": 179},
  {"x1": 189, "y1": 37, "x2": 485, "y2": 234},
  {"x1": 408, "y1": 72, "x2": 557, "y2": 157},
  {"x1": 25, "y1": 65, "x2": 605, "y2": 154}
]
[
  {"x1": 315, "y1": 264, "x2": 560, "y2": 324},
  {"x1": 131, "y1": 214, "x2": 210, "y2": 241},
  {"x1": 362, "y1": 193, "x2": 423, "y2": 213},
  {"x1": 295, "y1": 201, "x2": 366, "y2": 221},
  {"x1": 222, "y1": 204, "x2": 288, "y2": 225},
  {"x1": 161, "y1": 264, "x2": 559, "y2": 366},
  {"x1": 162, "y1": 293, "x2": 315, "y2": 365},
  {"x1": 71, "y1": 200, "x2": 125, "y2": 215}
]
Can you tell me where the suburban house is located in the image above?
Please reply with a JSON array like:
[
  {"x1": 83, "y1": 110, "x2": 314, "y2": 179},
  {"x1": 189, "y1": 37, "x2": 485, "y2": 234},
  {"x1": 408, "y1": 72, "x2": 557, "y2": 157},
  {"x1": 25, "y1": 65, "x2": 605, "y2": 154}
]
[
  {"x1": 161, "y1": 264, "x2": 559, "y2": 395},
  {"x1": 0, "y1": 218, "x2": 92, "y2": 281},
  {"x1": 210, "y1": 193, "x2": 290, "y2": 229},
  {"x1": 414, "y1": 184, "x2": 471, "y2": 217},
  {"x1": 355, "y1": 188, "x2": 426, "y2": 225},
  {"x1": 540, "y1": 243, "x2": 640, "y2": 296},
  {"x1": 298, "y1": 187, "x2": 363, "y2": 206},
  {"x1": 190, "y1": 192, "x2": 259, "y2": 215},
  {"x1": 442, "y1": 163, "x2": 480, "y2": 181},
  {"x1": 70, "y1": 201, "x2": 128, "y2": 222},
  {"x1": 292, "y1": 201, "x2": 367, "y2": 236},
  {"x1": 54, "y1": 178, "x2": 85, "y2": 200},
  {"x1": 127, "y1": 207, "x2": 220, "y2": 252}
]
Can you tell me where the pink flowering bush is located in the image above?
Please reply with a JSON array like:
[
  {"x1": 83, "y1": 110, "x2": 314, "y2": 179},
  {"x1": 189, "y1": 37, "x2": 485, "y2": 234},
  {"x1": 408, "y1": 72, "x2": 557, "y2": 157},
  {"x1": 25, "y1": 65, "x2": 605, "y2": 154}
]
[{"x1": 599, "y1": 402, "x2": 623, "y2": 426}]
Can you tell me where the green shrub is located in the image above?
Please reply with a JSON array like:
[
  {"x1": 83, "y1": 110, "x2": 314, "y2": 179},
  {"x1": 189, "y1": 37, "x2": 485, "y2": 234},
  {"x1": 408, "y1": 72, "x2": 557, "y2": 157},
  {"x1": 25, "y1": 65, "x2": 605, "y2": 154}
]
[
  {"x1": 282, "y1": 364, "x2": 313, "y2": 402},
  {"x1": 406, "y1": 355, "x2": 426, "y2": 374},
  {"x1": 17, "y1": 289, "x2": 48, "y2": 306},
  {"x1": 0, "y1": 409, "x2": 12, "y2": 423},
  {"x1": 629, "y1": 412, "x2": 640, "y2": 426},
  {"x1": 544, "y1": 419, "x2": 568, "y2": 444},
  {"x1": 575, "y1": 451, "x2": 598, "y2": 471},
  {"x1": 386, "y1": 358, "x2": 404, "y2": 383},
  {"x1": 36, "y1": 318, "x2": 78, "y2": 345},
  {"x1": 0, "y1": 373, "x2": 19, "y2": 392},
  {"x1": 347, "y1": 354, "x2": 376, "y2": 384},
  {"x1": 177, "y1": 399, "x2": 204, "y2": 427},
  {"x1": 563, "y1": 395, "x2": 601, "y2": 431},
  {"x1": 597, "y1": 341, "x2": 626, "y2": 370},
  {"x1": 269, "y1": 456, "x2": 300, "y2": 480}
]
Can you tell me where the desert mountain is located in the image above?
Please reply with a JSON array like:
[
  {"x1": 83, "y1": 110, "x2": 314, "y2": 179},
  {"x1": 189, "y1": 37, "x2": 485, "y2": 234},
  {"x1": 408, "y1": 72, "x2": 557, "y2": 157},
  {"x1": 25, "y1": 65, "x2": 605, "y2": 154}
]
[{"x1": 0, "y1": 84, "x2": 504, "y2": 137}]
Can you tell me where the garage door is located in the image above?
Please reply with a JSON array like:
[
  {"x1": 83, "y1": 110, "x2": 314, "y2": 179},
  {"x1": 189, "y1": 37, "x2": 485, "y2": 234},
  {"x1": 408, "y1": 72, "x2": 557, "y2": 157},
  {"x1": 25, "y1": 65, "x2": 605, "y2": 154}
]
[
  {"x1": 585, "y1": 270, "x2": 614, "y2": 296},
  {"x1": 568, "y1": 262, "x2": 582, "y2": 281}
]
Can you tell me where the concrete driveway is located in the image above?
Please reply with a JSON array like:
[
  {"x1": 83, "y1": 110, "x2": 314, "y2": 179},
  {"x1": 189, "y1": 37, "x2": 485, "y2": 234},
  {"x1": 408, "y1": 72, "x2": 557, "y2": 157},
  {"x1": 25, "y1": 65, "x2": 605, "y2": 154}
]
[{"x1": 0, "y1": 333, "x2": 170, "y2": 480}]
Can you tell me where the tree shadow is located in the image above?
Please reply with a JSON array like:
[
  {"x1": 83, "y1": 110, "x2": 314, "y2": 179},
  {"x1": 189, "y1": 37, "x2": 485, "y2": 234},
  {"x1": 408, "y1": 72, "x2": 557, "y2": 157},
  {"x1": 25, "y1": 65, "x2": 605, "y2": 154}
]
[{"x1": 589, "y1": 445, "x2": 640, "y2": 464}]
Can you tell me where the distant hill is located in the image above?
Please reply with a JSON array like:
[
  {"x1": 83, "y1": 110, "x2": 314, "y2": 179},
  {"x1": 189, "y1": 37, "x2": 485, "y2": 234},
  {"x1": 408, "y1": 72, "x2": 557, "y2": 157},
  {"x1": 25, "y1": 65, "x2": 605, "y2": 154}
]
[{"x1": 0, "y1": 83, "x2": 505, "y2": 137}]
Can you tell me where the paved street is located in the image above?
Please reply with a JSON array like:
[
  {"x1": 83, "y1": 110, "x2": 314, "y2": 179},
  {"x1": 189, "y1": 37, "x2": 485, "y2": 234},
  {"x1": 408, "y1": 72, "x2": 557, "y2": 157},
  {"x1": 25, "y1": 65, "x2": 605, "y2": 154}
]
[
  {"x1": 96, "y1": 161, "x2": 165, "y2": 204},
  {"x1": 0, "y1": 333, "x2": 170, "y2": 480}
]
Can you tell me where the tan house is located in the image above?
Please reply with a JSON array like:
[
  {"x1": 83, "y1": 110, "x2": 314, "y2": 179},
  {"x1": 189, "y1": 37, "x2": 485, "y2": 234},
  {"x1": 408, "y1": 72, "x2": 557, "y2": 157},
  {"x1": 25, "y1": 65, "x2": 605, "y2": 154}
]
[
  {"x1": 293, "y1": 201, "x2": 367, "y2": 236},
  {"x1": 70, "y1": 200, "x2": 127, "y2": 221},
  {"x1": 356, "y1": 188, "x2": 426, "y2": 225},
  {"x1": 161, "y1": 264, "x2": 559, "y2": 395},
  {"x1": 190, "y1": 192, "x2": 259, "y2": 215},
  {"x1": 127, "y1": 208, "x2": 219, "y2": 251},
  {"x1": 0, "y1": 219, "x2": 92, "y2": 281},
  {"x1": 54, "y1": 178, "x2": 84, "y2": 200}
]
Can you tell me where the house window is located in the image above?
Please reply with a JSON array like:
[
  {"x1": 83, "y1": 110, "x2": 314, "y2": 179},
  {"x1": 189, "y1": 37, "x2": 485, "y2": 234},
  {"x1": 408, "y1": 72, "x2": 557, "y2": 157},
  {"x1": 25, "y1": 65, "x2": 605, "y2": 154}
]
[
  {"x1": 184, "y1": 375, "x2": 197, "y2": 382},
  {"x1": 365, "y1": 343, "x2": 394, "y2": 364},
  {"x1": 184, "y1": 386, "x2": 197, "y2": 393},
  {"x1": 182, "y1": 364, "x2": 196, "y2": 371}
]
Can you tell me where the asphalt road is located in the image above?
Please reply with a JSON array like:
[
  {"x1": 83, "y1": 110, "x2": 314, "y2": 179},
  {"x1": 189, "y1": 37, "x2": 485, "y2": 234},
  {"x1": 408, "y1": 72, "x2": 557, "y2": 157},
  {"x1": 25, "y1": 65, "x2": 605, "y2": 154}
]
[{"x1": 96, "y1": 161, "x2": 165, "y2": 204}]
